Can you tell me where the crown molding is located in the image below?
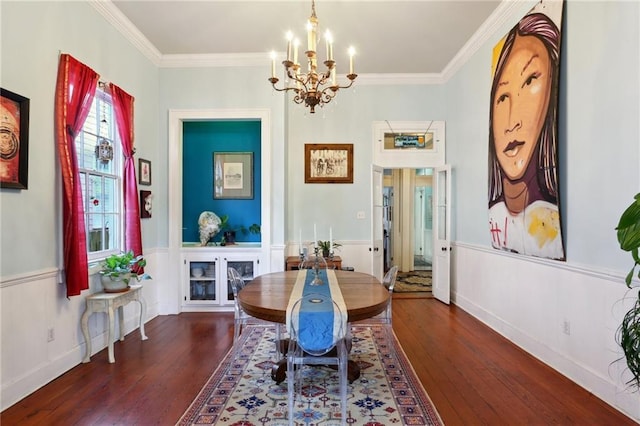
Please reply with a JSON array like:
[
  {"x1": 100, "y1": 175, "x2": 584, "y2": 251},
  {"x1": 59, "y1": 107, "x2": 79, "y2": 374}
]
[
  {"x1": 159, "y1": 52, "x2": 270, "y2": 68},
  {"x1": 441, "y1": 0, "x2": 537, "y2": 82},
  {"x1": 356, "y1": 73, "x2": 444, "y2": 86},
  {"x1": 91, "y1": 0, "x2": 530, "y2": 84},
  {"x1": 89, "y1": 0, "x2": 162, "y2": 66}
]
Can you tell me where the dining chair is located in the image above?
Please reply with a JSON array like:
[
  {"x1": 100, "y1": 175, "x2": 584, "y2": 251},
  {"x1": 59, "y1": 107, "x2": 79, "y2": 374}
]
[
  {"x1": 380, "y1": 265, "x2": 398, "y2": 324},
  {"x1": 228, "y1": 267, "x2": 268, "y2": 343},
  {"x1": 359, "y1": 265, "x2": 397, "y2": 346},
  {"x1": 287, "y1": 293, "x2": 348, "y2": 425},
  {"x1": 228, "y1": 267, "x2": 284, "y2": 356}
]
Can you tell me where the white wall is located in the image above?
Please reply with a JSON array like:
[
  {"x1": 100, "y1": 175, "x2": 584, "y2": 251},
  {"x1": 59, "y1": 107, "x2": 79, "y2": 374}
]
[
  {"x1": 0, "y1": 1, "x2": 161, "y2": 410},
  {"x1": 446, "y1": 1, "x2": 640, "y2": 420}
]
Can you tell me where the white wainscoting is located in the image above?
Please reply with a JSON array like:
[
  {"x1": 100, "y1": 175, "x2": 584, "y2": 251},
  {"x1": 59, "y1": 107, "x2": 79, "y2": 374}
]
[
  {"x1": 452, "y1": 242, "x2": 640, "y2": 421},
  {"x1": 0, "y1": 252, "x2": 160, "y2": 411}
]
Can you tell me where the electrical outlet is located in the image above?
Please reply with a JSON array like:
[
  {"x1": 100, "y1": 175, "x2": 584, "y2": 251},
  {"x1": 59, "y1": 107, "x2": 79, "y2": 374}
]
[
  {"x1": 47, "y1": 328, "x2": 55, "y2": 342},
  {"x1": 562, "y1": 320, "x2": 570, "y2": 336},
  {"x1": 356, "y1": 211, "x2": 365, "y2": 219}
]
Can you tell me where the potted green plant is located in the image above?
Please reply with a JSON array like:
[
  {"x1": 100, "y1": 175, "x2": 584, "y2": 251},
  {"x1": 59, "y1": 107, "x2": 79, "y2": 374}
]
[
  {"x1": 218, "y1": 215, "x2": 261, "y2": 245},
  {"x1": 317, "y1": 240, "x2": 341, "y2": 257},
  {"x1": 615, "y1": 192, "x2": 640, "y2": 389},
  {"x1": 99, "y1": 250, "x2": 152, "y2": 293}
]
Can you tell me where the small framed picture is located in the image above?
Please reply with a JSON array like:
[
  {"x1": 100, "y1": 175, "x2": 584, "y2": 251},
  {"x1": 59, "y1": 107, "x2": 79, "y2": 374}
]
[
  {"x1": 304, "y1": 143, "x2": 354, "y2": 184},
  {"x1": 138, "y1": 158, "x2": 151, "y2": 186},
  {"x1": 1, "y1": 88, "x2": 30, "y2": 189},
  {"x1": 213, "y1": 152, "x2": 254, "y2": 199},
  {"x1": 140, "y1": 190, "x2": 152, "y2": 218}
]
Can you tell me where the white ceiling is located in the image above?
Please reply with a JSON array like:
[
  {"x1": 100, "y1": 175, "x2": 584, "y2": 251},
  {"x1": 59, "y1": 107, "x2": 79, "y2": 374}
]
[{"x1": 105, "y1": 0, "x2": 508, "y2": 76}]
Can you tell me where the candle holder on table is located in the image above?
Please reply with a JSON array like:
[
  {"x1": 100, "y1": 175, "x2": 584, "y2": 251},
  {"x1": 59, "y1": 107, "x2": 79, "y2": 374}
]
[{"x1": 310, "y1": 247, "x2": 326, "y2": 286}]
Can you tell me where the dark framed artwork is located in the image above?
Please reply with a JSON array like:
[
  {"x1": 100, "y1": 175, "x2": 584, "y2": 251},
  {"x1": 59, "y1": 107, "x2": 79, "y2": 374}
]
[
  {"x1": 213, "y1": 152, "x2": 254, "y2": 199},
  {"x1": 0, "y1": 88, "x2": 30, "y2": 189},
  {"x1": 304, "y1": 143, "x2": 354, "y2": 184},
  {"x1": 138, "y1": 158, "x2": 151, "y2": 186},
  {"x1": 140, "y1": 190, "x2": 152, "y2": 218}
]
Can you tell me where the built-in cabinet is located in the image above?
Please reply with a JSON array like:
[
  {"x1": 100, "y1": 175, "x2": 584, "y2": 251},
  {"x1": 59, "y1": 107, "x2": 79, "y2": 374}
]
[
  {"x1": 168, "y1": 109, "x2": 276, "y2": 316},
  {"x1": 181, "y1": 247, "x2": 260, "y2": 312}
]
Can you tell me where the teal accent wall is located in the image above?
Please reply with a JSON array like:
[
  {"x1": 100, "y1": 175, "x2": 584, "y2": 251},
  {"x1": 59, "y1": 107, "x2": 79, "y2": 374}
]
[{"x1": 182, "y1": 121, "x2": 261, "y2": 243}]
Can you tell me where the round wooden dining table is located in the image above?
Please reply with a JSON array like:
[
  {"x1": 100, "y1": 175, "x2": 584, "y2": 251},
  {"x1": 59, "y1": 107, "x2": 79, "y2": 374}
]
[
  {"x1": 238, "y1": 270, "x2": 389, "y2": 323},
  {"x1": 237, "y1": 269, "x2": 390, "y2": 383}
]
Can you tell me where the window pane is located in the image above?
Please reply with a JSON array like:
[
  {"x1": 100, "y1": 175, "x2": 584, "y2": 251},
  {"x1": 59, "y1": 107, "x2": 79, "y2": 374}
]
[
  {"x1": 82, "y1": 133, "x2": 98, "y2": 172},
  {"x1": 85, "y1": 104, "x2": 98, "y2": 135},
  {"x1": 103, "y1": 177, "x2": 117, "y2": 213},
  {"x1": 105, "y1": 213, "x2": 118, "y2": 250},
  {"x1": 87, "y1": 216, "x2": 103, "y2": 253},
  {"x1": 87, "y1": 174, "x2": 103, "y2": 214},
  {"x1": 79, "y1": 172, "x2": 87, "y2": 209}
]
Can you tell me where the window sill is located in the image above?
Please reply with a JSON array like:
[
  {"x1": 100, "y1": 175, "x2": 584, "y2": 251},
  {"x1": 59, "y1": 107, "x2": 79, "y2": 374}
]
[{"x1": 88, "y1": 262, "x2": 103, "y2": 276}]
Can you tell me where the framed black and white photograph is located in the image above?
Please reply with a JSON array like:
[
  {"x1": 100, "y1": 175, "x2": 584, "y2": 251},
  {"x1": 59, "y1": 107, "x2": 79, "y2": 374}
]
[
  {"x1": 304, "y1": 143, "x2": 353, "y2": 184},
  {"x1": 213, "y1": 152, "x2": 253, "y2": 199},
  {"x1": 0, "y1": 88, "x2": 30, "y2": 189},
  {"x1": 138, "y1": 158, "x2": 151, "y2": 186}
]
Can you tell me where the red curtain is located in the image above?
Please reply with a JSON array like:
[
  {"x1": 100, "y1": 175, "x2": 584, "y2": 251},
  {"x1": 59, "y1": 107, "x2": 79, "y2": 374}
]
[
  {"x1": 54, "y1": 54, "x2": 100, "y2": 297},
  {"x1": 109, "y1": 84, "x2": 143, "y2": 262}
]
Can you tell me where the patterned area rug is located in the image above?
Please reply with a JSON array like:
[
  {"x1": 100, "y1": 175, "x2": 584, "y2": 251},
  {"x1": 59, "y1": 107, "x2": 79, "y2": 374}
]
[
  {"x1": 394, "y1": 270, "x2": 432, "y2": 293},
  {"x1": 177, "y1": 325, "x2": 443, "y2": 425}
]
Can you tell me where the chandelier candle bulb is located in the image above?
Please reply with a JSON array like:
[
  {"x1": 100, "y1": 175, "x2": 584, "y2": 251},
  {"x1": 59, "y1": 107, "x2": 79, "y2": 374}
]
[
  {"x1": 348, "y1": 47, "x2": 355, "y2": 75},
  {"x1": 293, "y1": 39, "x2": 300, "y2": 65},
  {"x1": 270, "y1": 51, "x2": 276, "y2": 78},
  {"x1": 299, "y1": 229, "x2": 303, "y2": 255},
  {"x1": 286, "y1": 32, "x2": 293, "y2": 61},
  {"x1": 307, "y1": 20, "x2": 317, "y2": 52},
  {"x1": 325, "y1": 30, "x2": 333, "y2": 61}
]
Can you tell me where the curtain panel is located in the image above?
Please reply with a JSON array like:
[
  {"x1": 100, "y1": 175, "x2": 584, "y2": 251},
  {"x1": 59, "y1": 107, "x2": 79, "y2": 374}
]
[
  {"x1": 54, "y1": 54, "x2": 100, "y2": 297},
  {"x1": 109, "y1": 84, "x2": 143, "y2": 264}
]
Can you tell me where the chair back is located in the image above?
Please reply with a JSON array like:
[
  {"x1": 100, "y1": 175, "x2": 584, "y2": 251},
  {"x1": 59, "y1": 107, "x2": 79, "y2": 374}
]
[
  {"x1": 383, "y1": 265, "x2": 399, "y2": 293},
  {"x1": 227, "y1": 267, "x2": 245, "y2": 298},
  {"x1": 288, "y1": 293, "x2": 345, "y2": 357},
  {"x1": 299, "y1": 256, "x2": 332, "y2": 270}
]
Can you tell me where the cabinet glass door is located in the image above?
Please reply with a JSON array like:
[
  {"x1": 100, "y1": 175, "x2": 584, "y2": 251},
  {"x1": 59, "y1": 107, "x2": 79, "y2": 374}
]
[
  {"x1": 188, "y1": 260, "x2": 217, "y2": 302},
  {"x1": 226, "y1": 260, "x2": 255, "y2": 302}
]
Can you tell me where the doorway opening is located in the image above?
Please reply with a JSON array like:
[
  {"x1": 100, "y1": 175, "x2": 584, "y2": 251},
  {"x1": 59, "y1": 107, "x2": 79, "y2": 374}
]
[{"x1": 383, "y1": 168, "x2": 433, "y2": 274}]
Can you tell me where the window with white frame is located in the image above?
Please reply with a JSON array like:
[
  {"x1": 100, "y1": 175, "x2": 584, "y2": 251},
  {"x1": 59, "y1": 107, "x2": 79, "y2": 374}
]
[{"x1": 74, "y1": 88, "x2": 122, "y2": 260}]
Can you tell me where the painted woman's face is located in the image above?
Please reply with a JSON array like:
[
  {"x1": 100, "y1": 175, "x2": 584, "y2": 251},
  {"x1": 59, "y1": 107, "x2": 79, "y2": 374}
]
[{"x1": 492, "y1": 33, "x2": 552, "y2": 180}]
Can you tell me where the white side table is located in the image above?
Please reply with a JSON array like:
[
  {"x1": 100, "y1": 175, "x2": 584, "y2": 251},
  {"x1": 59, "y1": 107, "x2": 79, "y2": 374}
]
[{"x1": 81, "y1": 284, "x2": 148, "y2": 363}]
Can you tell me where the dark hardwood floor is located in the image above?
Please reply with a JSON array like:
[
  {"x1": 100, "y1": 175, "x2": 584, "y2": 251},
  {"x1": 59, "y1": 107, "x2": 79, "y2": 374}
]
[{"x1": 2, "y1": 298, "x2": 635, "y2": 425}]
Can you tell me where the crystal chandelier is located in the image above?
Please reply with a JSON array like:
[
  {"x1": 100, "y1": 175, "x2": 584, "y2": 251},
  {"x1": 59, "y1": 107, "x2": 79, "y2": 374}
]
[{"x1": 268, "y1": 0, "x2": 357, "y2": 114}]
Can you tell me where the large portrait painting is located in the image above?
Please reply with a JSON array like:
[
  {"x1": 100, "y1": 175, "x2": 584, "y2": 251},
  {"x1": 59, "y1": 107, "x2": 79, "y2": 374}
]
[
  {"x1": 1, "y1": 88, "x2": 29, "y2": 189},
  {"x1": 487, "y1": 0, "x2": 565, "y2": 260}
]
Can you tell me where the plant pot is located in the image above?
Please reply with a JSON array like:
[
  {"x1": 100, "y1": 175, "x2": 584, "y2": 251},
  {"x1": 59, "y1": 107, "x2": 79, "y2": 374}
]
[
  {"x1": 224, "y1": 231, "x2": 236, "y2": 245},
  {"x1": 100, "y1": 274, "x2": 131, "y2": 293},
  {"x1": 322, "y1": 249, "x2": 330, "y2": 258}
]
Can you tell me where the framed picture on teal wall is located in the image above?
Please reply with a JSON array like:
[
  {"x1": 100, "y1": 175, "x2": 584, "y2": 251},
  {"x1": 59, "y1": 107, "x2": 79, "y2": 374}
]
[{"x1": 213, "y1": 152, "x2": 253, "y2": 199}]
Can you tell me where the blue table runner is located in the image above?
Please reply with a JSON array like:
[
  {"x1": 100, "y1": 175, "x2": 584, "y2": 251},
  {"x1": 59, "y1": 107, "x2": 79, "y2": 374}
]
[{"x1": 286, "y1": 269, "x2": 347, "y2": 352}]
